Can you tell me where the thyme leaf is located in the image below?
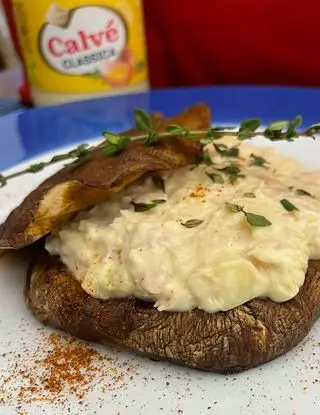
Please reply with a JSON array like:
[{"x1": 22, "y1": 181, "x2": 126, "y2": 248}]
[
  {"x1": 280, "y1": 199, "x2": 299, "y2": 212},
  {"x1": 152, "y1": 174, "x2": 165, "y2": 192},
  {"x1": 295, "y1": 188, "x2": 315, "y2": 198},
  {"x1": 214, "y1": 143, "x2": 239, "y2": 157},
  {"x1": 250, "y1": 153, "x2": 268, "y2": 168},
  {"x1": 131, "y1": 202, "x2": 157, "y2": 212},
  {"x1": 206, "y1": 172, "x2": 224, "y2": 184},
  {"x1": 181, "y1": 219, "x2": 204, "y2": 228},
  {"x1": 225, "y1": 202, "x2": 271, "y2": 227},
  {"x1": 134, "y1": 108, "x2": 151, "y2": 132},
  {"x1": 244, "y1": 212, "x2": 272, "y2": 227}
]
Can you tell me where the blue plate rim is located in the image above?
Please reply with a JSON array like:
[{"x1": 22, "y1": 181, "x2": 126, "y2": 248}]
[{"x1": 0, "y1": 85, "x2": 320, "y2": 171}]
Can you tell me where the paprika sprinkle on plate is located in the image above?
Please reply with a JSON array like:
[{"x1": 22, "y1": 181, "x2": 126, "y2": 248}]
[{"x1": 0, "y1": 329, "x2": 140, "y2": 412}]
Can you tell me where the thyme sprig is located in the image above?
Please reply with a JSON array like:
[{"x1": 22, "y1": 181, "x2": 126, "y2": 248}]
[
  {"x1": 225, "y1": 202, "x2": 272, "y2": 227},
  {"x1": 0, "y1": 110, "x2": 318, "y2": 188},
  {"x1": 0, "y1": 144, "x2": 91, "y2": 188}
]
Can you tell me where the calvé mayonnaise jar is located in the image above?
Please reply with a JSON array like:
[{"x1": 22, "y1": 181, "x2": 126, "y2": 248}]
[{"x1": 11, "y1": 0, "x2": 149, "y2": 106}]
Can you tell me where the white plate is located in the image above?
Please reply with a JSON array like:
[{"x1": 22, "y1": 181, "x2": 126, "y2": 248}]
[{"x1": 0, "y1": 138, "x2": 319, "y2": 415}]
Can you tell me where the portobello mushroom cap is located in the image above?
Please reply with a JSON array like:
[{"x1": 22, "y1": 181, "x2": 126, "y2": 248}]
[
  {"x1": 1, "y1": 103, "x2": 319, "y2": 373},
  {"x1": 0, "y1": 103, "x2": 210, "y2": 250},
  {"x1": 25, "y1": 251, "x2": 320, "y2": 373}
]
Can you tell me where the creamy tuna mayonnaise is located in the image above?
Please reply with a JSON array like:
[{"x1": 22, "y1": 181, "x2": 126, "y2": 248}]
[{"x1": 46, "y1": 137, "x2": 320, "y2": 313}]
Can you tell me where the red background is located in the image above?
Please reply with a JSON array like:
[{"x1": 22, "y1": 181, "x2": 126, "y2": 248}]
[{"x1": 143, "y1": 0, "x2": 320, "y2": 88}]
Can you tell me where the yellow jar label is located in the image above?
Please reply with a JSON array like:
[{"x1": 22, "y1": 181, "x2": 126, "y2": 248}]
[{"x1": 13, "y1": 0, "x2": 148, "y2": 93}]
